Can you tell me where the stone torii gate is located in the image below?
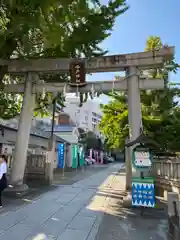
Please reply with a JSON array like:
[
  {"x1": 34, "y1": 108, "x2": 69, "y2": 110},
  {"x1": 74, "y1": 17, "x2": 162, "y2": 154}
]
[{"x1": 2, "y1": 47, "x2": 174, "y2": 191}]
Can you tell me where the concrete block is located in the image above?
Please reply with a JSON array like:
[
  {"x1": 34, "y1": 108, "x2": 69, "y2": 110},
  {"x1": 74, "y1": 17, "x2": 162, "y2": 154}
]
[
  {"x1": 167, "y1": 192, "x2": 179, "y2": 217},
  {"x1": 77, "y1": 208, "x2": 98, "y2": 218},
  {"x1": 21, "y1": 203, "x2": 63, "y2": 227},
  {"x1": 52, "y1": 206, "x2": 81, "y2": 222},
  {"x1": 122, "y1": 192, "x2": 132, "y2": 208},
  {"x1": 0, "y1": 223, "x2": 34, "y2": 240},
  {"x1": 86, "y1": 226, "x2": 99, "y2": 240},
  {"x1": 57, "y1": 229, "x2": 88, "y2": 240},
  {"x1": 67, "y1": 216, "x2": 95, "y2": 231},
  {"x1": 164, "y1": 189, "x2": 168, "y2": 201},
  {"x1": 93, "y1": 213, "x2": 104, "y2": 228},
  {"x1": 55, "y1": 193, "x2": 78, "y2": 204},
  {"x1": 27, "y1": 218, "x2": 69, "y2": 239},
  {"x1": 4, "y1": 184, "x2": 29, "y2": 198},
  {"x1": 0, "y1": 211, "x2": 26, "y2": 233}
]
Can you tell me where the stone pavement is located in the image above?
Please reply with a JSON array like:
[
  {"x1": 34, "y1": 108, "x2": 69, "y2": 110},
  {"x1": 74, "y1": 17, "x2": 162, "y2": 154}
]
[
  {"x1": 1, "y1": 164, "x2": 109, "y2": 214},
  {"x1": 95, "y1": 171, "x2": 169, "y2": 240},
  {"x1": 0, "y1": 163, "x2": 124, "y2": 240}
]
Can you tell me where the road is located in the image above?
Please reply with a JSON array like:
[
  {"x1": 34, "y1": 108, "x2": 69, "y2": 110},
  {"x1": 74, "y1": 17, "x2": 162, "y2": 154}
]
[{"x1": 0, "y1": 163, "x2": 169, "y2": 240}]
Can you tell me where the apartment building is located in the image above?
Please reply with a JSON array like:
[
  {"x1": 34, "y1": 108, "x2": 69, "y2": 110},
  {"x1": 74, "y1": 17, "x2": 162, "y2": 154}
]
[
  {"x1": 1, "y1": 94, "x2": 104, "y2": 138},
  {"x1": 63, "y1": 94, "x2": 103, "y2": 137}
]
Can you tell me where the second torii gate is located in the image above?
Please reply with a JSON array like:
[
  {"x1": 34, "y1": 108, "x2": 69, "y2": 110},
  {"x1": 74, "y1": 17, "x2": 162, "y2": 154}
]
[{"x1": 2, "y1": 46, "x2": 174, "y2": 191}]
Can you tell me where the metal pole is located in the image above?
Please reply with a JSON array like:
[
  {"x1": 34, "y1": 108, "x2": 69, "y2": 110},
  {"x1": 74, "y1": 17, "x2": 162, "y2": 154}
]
[
  {"x1": 62, "y1": 156, "x2": 65, "y2": 178},
  {"x1": 62, "y1": 144, "x2": 65, "y2": 178},
  {"x1": 48, "y1": 97, "x2": 56, "y2": 151}
]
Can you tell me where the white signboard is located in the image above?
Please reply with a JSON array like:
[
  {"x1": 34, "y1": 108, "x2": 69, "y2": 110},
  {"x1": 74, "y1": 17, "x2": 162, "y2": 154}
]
[{"x1": 134, "y1": 151, "x2": 152, "y2": 168}]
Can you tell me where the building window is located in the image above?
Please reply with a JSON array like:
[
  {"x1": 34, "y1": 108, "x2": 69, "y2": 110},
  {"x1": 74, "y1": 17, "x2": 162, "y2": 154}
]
[
  {"x1": 92, "y1": 123, "x2": 96, "y2": 129},
  {"x1": 85, "y1": 115, "x2": 88, "y2": 121},
  {"x1": 92, "y1": 117, "x2": 97, "y2": 123}
]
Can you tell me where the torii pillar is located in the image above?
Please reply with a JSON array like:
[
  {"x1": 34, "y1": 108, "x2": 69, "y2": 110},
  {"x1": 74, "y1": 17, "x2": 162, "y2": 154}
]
[
  {"x1": 126, "y1": 66, "x2": 142, "y2": 190},
  {"x1": 9, "y1": 73, "x2": 37, "y2": 190}
]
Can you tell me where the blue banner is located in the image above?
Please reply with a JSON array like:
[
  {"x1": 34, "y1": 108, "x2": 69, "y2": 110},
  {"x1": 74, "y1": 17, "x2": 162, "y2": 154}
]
[
  {"x1": 57, "y1": 143, "x2": 64, "y2": 168},
  {"x1": 132, "y1": 178, "x2": 155, "y2": 208}
]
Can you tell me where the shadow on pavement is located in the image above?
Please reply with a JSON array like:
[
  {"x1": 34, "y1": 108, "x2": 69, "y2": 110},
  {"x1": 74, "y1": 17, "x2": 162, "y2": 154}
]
[
  {"x1": 0, "y1": 164, "x2": 170, "y2": 240},
  {"x1": 1, "y1": 164, "x2": 108, "y2": 214},
  {"x1": 94, "y1": 171, "x2": 169, "y2": 240}
]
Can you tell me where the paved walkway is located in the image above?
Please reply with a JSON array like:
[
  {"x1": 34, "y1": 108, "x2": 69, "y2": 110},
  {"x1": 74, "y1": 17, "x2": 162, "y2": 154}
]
[
  {"x1": 95, "y1": 171, "x2": 169, "y2": 240},
  {"x1": 0, "y1": 163, "x2": 124, "y2": 240},
  {"x1": 0, "y1": 163, "x2": 169, "y2": 240},
  {"x1": 2, "y1": 164, "x2": 108, "y2": 214}
]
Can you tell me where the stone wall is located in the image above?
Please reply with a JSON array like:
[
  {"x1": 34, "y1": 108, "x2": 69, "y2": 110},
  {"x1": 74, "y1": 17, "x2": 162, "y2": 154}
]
[
  {"x1": 7, "y1": 154, "x2": 53, "y2": 185},
  {"x1": 167, "y1": 193, "x2": 180, "y2": 240}
]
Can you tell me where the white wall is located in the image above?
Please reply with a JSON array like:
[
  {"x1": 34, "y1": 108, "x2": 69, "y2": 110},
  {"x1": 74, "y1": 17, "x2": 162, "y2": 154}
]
[{"x1": 63, "y1": 94, "x2": 103, "y2": 137}]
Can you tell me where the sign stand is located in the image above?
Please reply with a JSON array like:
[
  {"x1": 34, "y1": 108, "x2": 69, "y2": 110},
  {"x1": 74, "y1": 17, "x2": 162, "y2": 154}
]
[{"x1": 131, "y1": 144, "x2": 155, "y2": 214}]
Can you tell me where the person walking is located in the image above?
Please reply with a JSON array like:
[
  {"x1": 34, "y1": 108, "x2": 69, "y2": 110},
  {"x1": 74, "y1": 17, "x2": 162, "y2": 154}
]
[{"x1": 0, "y1": 155, "x2": 7, "y2": 208}]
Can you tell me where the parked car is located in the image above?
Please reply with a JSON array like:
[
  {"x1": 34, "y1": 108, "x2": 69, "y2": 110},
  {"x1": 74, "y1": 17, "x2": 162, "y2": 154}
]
[
  {"x1": 85, "y1": 157, "x2": 96, "y2": 165},
  {"x1": 107, "y1": 156, "x2": 114, "y2": 163},
  {"x1": 103, "y1": 155, "x2": 109, "y2": 164}
]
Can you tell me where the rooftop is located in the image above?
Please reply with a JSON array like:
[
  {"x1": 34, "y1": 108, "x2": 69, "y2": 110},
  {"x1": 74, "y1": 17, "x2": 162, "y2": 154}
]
[
  {"x1": 0, "y1": 124, "x2": 70, "y2": 144},
  {"x1": 44, "y1": 125, "x2": 75, "y2": 133}
]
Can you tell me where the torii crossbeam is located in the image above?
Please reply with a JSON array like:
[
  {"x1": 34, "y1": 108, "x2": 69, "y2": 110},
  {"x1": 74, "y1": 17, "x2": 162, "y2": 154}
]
[{"x1": 2, "y1": 46, "x2": 174, "y2": 194}]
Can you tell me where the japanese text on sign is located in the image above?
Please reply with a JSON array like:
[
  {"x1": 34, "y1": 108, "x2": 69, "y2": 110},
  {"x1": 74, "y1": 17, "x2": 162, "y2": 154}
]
[
  {"x1": 133, "y1": 150, "x2": 152, "y2": 169},
  {"x1": 74, "y1": 65, "x2": 80, "y2": 83},
  {"x1": 132, "y1": 181, "x2": 155, "y2": 208},
  {"x1": 69, "y1": 61, "x2": 86, "y2": 86}
]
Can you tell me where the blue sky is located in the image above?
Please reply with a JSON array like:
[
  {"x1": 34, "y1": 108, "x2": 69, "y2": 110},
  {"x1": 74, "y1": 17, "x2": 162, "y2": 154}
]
[{"x1": 88, "y1": 0, "x2": 180, "y2": 104}]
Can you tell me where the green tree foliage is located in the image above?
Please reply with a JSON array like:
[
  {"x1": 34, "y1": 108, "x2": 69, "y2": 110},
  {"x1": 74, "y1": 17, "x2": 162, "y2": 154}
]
[
  {"x1": 99, "y1": 36, "x2": 180, "y2": 151},
  {"x1": 79, "y1": 130, "x2": 103, "y2": 150},
  {"x1": 0, "y1": 0, "x2": 129, "y2": 119},
  {"x1": 99, "y1": 92, "x2": 128, "y2": 149},
  {"x1": 142, "y1": 36, "x2": 180, "y2": 151}
]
